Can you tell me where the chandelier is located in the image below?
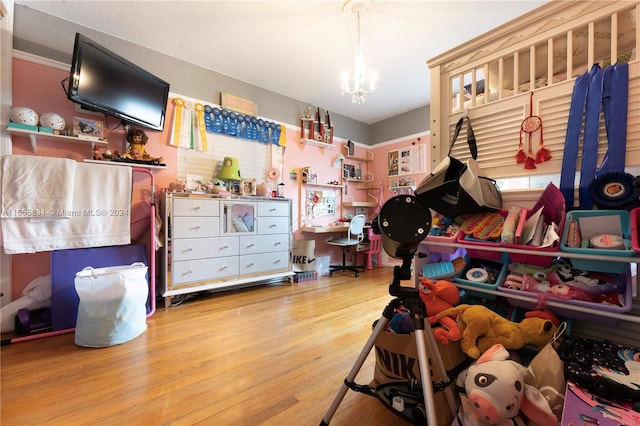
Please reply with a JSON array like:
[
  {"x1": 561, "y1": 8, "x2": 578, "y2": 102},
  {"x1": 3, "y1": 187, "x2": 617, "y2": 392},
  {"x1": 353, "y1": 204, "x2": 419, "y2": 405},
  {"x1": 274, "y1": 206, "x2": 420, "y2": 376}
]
[{"x1": 340, "y1": 0, "x2": 378, "y2": 104}]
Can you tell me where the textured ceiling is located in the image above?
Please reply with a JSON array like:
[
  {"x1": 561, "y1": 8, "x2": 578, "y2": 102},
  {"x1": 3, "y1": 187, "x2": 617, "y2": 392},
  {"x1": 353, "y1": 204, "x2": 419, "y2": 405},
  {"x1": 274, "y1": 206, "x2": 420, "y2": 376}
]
[{"x1": 16, "y1": 0, "x2": 548, "y2": 124}]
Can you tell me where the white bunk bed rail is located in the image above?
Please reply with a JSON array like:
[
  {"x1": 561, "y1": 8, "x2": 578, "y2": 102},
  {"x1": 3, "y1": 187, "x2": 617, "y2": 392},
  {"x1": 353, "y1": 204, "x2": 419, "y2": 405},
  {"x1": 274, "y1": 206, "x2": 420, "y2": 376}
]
[
  {"x1": 427, "y1": 0, "x2": 639, "y2": 346},
  {"x1": 428, "y1": 0, "x2": 639, "y2": 191}
]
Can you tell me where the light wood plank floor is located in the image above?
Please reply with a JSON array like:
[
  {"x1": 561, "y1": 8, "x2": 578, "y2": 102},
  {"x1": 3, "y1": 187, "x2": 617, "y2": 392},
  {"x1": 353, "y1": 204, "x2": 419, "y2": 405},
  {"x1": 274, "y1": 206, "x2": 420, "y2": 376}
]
[{"x1": 1, "y1": 267, "x2": 428, "y2": 425}]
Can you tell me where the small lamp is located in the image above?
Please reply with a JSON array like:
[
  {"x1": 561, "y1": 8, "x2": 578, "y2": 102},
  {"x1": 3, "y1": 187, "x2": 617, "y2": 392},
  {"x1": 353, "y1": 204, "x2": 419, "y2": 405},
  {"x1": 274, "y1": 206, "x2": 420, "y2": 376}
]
[{"x1": 219, "y1": 157, "x2": 241, "y2": 192}]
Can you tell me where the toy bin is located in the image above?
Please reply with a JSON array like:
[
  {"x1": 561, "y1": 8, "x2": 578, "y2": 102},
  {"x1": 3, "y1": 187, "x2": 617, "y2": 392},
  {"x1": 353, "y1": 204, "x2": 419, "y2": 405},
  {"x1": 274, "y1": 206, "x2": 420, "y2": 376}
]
[
  {"x1": 502, "y1": 183, "x2": 566, "y2": 267},
  {"x1": 560, "y1": 210, "x2": 633, "y2": 273},
  {"x1": 456, "y1": 211, "x2": 506, "y2": 261},
  {"x1": 498, "y1": 267, "x2": 631, "y2": 326},
  {"x1": 454, "y1": 253, "x2": 509, "y2": 299},
  {"x1": 424, "y1": 211, "x2": 461, "y2": 254},
  {"x1": 632, "y1": 207, "x2": 639, "y2": 253}
]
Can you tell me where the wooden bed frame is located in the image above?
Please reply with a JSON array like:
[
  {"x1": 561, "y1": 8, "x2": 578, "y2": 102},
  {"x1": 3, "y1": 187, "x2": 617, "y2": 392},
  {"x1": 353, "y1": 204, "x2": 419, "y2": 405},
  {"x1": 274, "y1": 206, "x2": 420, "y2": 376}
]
[{"x1": 428, "y1": 0, "x2": 639, "y2": 199}]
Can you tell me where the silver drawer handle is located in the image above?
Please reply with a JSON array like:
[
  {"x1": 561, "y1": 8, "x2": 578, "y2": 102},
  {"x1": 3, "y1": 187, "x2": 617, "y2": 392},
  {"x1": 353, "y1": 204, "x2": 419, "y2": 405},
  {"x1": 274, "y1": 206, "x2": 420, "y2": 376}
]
[
  {"x1": 269, "y1": 208, "x2": 276, "y2": 212},
  {"x1": 184, "y1": 270, "x2": 193, "y2": 275},
  {"x1": 269, "y1": 224, "x2": 276, "y2": 228},
  {"x1": 274, "y1": 241, "x2": 281, "y2": 246},
  {"x1": 194, "y1": 206, "x2": 200, "y2": 211},
  {"x1": 274, "y1": 260, "x2": 281, "y2": 264},
  {"x1": 220, "y1": 245, "x2": 229, "y2": 250},
  {"x1": 247, "y1": 262, "x2": 255, "y2": 267},
  {"x1": 246, "y1": 243, "x2": 255, "y2": 248},
  {"x1": 220, "y1": 265, "x2": 228, "y2": 271},
  {"x1": 192, "y1": 225, "x2": 200, "y2": 231},
  {"x1": 184, "y1": 248, "x2": 193, "y2": 252}
]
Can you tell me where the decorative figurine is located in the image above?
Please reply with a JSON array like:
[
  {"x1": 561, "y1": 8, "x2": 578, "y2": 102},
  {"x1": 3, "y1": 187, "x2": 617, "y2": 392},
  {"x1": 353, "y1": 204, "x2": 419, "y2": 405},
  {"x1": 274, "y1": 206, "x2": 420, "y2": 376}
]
[{"x1": 124, "y1": 128, "x2": 163, "y2": 163}]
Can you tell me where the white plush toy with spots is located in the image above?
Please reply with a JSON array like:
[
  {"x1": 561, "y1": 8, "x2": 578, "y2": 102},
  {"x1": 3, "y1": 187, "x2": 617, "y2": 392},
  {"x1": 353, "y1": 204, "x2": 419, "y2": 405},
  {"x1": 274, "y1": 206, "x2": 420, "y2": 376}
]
[{"x1": 456, "y1": 344, "x2": 557, "y2": 426}]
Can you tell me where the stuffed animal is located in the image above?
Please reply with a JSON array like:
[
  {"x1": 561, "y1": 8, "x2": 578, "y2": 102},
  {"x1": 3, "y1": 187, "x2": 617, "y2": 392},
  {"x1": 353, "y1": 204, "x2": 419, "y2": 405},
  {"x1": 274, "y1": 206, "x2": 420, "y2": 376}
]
[
  {"x1": 457, "y1": 344, "x2": 557, "y2": 425},
  {"x1": 435, "y1": 304, "x2": 559, "y2": 359},
  {"x1": 418, "y1": 277, "x2": 461, "y2": 344}
]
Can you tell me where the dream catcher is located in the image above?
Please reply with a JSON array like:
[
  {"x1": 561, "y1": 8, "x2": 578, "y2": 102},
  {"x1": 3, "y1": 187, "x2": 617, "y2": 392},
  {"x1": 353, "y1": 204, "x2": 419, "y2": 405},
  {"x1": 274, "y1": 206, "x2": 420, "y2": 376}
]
[{"x1": 516, "y1": 92, "x2": 551, "y2": 169}]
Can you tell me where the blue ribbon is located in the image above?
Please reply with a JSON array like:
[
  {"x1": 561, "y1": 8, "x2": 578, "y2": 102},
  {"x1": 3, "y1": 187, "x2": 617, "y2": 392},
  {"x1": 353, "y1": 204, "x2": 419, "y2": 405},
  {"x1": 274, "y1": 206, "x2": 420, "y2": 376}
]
[
  {"x1": 560, "y1": 70, "x2": 589, "y2": 208},
  {"x1": 560, "y1": 63, "x2": 629, "y2": 209},
  {"x1": 598, "y1": 62, "x2": 628, "y2": 176},
  {"x1": 579, "y1": 64, "x2": 604, "y2": 209}
]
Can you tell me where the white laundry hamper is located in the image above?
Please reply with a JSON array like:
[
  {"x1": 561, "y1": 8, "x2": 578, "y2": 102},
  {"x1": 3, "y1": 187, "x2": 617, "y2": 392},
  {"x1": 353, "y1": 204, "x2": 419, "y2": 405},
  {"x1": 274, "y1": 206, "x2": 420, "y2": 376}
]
[{"x1": 74, "y1": 262, "x2": 148, "y2": 347}]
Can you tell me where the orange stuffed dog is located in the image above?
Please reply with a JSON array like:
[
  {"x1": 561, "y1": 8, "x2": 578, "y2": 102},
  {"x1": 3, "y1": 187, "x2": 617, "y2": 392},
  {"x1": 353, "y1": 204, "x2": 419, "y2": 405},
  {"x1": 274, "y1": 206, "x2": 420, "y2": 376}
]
[{"x1": 434, "y1": 304, "x2": 559, "y2": 359}]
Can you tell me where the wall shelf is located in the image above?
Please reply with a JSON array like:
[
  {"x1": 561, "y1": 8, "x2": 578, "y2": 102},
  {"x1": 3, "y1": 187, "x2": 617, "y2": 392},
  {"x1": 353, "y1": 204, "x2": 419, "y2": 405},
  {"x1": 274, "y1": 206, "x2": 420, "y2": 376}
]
[
  {"x1": 8, "y1": 128, "x2": 108, "y2": 153},
  {"x1": 83, "y1": 159, "x2": 166, "y2": 170},
  {"x1": 299, "y1": 138, "x2": 334, "y2": 154},
  {"x1": 356, "y1": 181, "x2": 381, "y2": 190},
  {"x1": 343, "y1": 201, "x2": 377, "y2": 208},
  {"x1": 303, "y1": 182, "x2": 344, "y2": 189},
  {"x1": 342, "y1": 144, "x2": 373, "y2": 163}
]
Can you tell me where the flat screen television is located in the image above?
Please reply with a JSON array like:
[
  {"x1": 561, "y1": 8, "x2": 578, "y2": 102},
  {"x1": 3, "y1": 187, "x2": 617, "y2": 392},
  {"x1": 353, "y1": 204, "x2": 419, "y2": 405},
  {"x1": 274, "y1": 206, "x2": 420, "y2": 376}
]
[{"x1": 67, "y1": 33, "x2": 170, "y2": 131}]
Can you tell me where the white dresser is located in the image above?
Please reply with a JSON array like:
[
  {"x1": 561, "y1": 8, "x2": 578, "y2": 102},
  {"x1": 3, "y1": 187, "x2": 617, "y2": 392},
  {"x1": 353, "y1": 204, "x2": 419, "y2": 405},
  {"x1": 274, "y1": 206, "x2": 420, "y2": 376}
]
[{"x1": 157, "y1": 192, "x2": 293, "y2": 308}]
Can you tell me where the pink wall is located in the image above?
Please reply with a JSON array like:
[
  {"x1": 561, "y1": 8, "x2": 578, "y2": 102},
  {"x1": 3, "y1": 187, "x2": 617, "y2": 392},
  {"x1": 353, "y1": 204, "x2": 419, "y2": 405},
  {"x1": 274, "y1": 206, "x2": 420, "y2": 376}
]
[{"x1": 9, "y1": 58, "x2": 430, "y2": 295}]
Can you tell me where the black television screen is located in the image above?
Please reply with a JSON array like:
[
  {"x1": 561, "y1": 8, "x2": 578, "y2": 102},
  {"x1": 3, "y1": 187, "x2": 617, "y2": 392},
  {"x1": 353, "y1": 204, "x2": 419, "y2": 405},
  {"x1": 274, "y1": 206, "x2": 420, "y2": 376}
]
[{"x1": 67, "y1": 33, "x2": 170, "y2": 131}]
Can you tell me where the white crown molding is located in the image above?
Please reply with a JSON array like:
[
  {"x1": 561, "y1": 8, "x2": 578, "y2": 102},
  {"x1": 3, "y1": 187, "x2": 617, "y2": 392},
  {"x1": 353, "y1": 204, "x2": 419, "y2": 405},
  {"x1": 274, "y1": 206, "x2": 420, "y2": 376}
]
[{"x1": 13, "y1": 49, "x2": 69, "y2": 72}]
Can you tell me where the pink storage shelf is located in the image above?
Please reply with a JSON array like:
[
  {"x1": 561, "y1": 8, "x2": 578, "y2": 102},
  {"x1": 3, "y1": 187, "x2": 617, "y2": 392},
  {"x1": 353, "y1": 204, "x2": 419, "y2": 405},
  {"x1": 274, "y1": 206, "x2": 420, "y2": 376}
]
[
  {"x1": 502, "y1": 183, "x2": 566, "y2": 267},
  {"x1": 498, "y1": 267, "x2": 631, "y2": 325},
  {"x1": 456, "y1": 210, "x2": 506, "y2": 261}
]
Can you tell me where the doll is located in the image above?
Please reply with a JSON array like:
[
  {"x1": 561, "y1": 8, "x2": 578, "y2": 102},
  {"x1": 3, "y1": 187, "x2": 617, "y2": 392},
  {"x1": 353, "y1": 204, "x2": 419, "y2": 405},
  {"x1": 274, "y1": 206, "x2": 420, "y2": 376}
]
[{"x1": 124, "y1": 128, "x2": 163, "y2": 163}]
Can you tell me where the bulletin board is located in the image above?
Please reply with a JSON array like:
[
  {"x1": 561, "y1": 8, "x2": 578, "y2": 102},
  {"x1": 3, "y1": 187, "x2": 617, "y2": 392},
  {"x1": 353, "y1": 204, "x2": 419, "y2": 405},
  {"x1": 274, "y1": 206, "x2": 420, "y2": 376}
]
[{"x1": 387, "y1": 144, "x2": 427, "y2": 177}]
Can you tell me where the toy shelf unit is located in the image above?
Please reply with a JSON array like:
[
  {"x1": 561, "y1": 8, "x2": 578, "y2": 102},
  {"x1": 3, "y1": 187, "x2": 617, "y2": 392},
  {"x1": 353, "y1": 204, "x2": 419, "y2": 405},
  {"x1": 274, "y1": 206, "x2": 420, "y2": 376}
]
[
  {"x1": 418, "y1": 239, "x2": 640, "y2": 325},
  {"x1": 157, "y1": 192, "x2": 293, "y2": 308}
]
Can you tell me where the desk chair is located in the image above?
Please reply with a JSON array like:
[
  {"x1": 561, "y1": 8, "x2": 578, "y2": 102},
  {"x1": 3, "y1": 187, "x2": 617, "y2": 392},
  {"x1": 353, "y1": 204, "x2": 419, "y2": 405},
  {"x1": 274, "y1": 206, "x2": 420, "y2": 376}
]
[
  {"x1": 356, "y1": 228, "x2": 382, "y2": 270},
  {"x1": 327, "y1": 214, "x2": 366, "y2": 277}
]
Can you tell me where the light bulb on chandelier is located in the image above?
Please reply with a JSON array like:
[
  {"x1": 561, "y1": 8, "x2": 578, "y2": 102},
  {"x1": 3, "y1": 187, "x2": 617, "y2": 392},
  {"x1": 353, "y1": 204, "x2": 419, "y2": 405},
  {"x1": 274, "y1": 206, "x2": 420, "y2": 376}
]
[{"x1": 340, "y1": 0, "x2": 378, "y2": 104}]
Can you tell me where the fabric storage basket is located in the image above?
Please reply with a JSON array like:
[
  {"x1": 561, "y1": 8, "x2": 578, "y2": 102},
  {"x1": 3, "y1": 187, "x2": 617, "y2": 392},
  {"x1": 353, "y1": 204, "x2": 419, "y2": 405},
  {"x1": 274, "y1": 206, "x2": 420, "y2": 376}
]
[
  {"x1": 74, "y1": 262, "x2": 149, "y2": 348},
  {"x1": 560, "y1": 210, "x2": 633, "y2": 273}
]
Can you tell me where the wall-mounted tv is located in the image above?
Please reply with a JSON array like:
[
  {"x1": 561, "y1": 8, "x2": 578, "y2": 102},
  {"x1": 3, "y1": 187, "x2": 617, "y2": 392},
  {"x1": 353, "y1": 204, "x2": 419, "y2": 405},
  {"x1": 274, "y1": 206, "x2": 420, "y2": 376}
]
[{"x1": 67, "y1": 33, "x2": 170, "y2": 131}]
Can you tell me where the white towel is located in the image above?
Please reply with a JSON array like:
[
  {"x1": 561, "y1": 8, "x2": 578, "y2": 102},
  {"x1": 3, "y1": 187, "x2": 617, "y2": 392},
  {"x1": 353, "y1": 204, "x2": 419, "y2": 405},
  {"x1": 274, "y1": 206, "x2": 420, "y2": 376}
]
[
  {"x1": 1, "y1": 155, "x2": 77, "y2": 220},
  {"x1": 1, "y1": 162, "x2": 132, "y2": 254}
]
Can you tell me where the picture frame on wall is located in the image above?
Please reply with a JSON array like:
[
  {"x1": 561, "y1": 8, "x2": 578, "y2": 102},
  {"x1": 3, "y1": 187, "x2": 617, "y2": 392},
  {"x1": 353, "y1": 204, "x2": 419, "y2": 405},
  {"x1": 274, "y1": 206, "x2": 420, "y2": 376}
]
[
  {"x1": 73, "y1": 117, "x2": 104, "y2": 140},
  {"x1": 242, "y1": 178, "x2": 257, "y2": 196}
]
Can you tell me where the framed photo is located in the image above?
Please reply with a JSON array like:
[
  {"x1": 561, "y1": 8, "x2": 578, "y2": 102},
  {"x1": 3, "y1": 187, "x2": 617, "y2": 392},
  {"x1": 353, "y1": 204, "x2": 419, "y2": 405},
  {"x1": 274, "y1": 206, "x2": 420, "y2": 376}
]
[
  {"x1": 73, "y1": 117, "x2": 104, "y2": 139},
  {"x1": 242, "y1": 178, "x2": 256, "y2": 196}
]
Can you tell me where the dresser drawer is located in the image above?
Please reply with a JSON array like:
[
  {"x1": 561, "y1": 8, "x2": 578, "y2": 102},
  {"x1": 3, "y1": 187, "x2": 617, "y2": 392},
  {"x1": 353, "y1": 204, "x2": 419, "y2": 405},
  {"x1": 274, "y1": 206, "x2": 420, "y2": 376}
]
[
  {"x1": 172, "y1": 257, "x2": 239, "y2": 285},
  {"x1": 257, "y1": 216, "x2": 289, "y2": 235},
  {"x1": 172, "y1": 198, "x2": 219, "y2": 217},
  {"x1": 258, "y1": 201, "x2": 289, "y2": 217},
  {"x1": 172, "y1": 236, "x2": 239, "y2": 261},
  {"x1": 240, "y1": 234, "x2": 289, "y2": 255},
  {"x1": 239, "y1": 251, "x2": 289, "y2": 275},
  {"x1": 172, "y1": 216, "x2": 220, "y2": 238}
]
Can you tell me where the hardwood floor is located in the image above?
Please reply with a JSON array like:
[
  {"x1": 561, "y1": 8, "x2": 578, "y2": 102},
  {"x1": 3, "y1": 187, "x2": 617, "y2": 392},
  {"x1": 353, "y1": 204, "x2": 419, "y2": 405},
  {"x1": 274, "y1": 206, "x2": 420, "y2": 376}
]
[{"x1": 1, "y1": 267, "x2": 437, "y2": 425}]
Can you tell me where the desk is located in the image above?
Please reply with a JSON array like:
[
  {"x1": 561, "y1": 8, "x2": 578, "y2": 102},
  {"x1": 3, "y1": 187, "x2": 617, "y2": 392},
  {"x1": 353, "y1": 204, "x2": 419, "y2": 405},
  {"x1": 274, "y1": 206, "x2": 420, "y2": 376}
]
[
  {"x1": 301, "y1": 224, "x2": 371, "y2": 234},
  {"x1": 301, "y1": 225, "x2": 349, "y2": 233}
]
